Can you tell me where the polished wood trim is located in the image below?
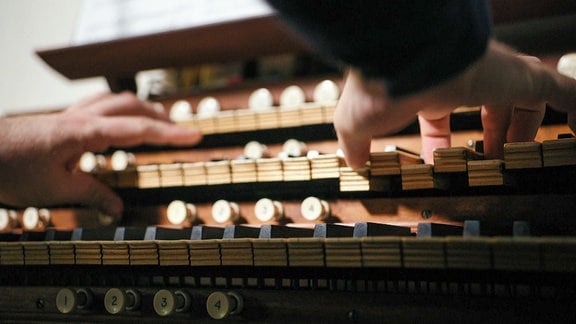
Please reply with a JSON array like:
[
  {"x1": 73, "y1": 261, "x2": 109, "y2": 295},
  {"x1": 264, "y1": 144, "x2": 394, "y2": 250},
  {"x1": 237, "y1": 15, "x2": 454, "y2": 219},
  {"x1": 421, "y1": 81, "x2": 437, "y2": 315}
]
[{"x1": 36, "y1": 16, "x2": 309, "y2": 81}]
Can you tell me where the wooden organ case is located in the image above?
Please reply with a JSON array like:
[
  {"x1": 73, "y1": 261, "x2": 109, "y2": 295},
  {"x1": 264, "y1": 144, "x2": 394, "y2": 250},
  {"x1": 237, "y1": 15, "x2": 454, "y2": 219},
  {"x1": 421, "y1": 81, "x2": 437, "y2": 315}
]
[{"x1": 2, "y1": 1, "x2": 576, "y2": 322}]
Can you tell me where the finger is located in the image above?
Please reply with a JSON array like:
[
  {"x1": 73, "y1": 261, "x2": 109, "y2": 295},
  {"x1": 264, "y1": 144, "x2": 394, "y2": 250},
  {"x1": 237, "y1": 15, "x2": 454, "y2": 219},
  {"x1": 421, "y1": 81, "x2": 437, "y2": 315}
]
[
  {"x1": 71, "y1": 92, "x2": 169, "y2": 121},
  {"x1": 506, "y1": 104, "x2": 545, "y2": 143},
  {"x1": 83, "y1": 116, "x2": 203, "y2": 151},
  {"x1": 336, "y1": 129, "x2": 372, "y2": 170},
  {"x1": 63, "y1": 174, "x2": 124, "y2": 218},
  {"x1": 417, "y1": 111, "x2": 451, "y2": 164},
  {"x1": 481, "y1": 104, "x2": 512, "y2": 159},
  {"x1": 465, "y1": 42, "x2": 576, "y2": 115},
  {"x1": 68, "y1": 91, "x2": 113, "y2": 109}
]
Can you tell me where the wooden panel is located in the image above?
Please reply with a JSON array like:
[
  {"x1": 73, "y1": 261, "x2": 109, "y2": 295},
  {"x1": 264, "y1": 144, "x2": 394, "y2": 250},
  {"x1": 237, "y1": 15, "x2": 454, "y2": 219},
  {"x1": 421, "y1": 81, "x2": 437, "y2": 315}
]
[
  {"x1": 36, "y1": 16, "x2": 309, "y2": 81},
  {"x1": 36, "y1": 2, "x2": 576, "y2": 86}
]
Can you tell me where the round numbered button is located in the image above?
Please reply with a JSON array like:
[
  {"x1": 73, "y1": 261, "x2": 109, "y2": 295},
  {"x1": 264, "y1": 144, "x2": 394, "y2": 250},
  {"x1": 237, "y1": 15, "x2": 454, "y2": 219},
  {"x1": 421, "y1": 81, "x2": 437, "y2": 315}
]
[
  {"x1": 206, "y1": 291, "x2": 244, "y2": 320},
  {"x1": 153, "y1": 289, "x2": 191, "y2": 316}
]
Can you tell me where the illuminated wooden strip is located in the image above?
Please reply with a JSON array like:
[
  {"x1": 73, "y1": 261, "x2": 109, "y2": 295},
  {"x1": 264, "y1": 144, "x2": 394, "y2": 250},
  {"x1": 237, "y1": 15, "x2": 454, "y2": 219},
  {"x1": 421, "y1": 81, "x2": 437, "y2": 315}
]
[
  {"x1": 2, "y1": 236, "x2": 576, "y2": 273},
  {"x1": 94, "y1": 139, "x2": 576, "y2": 194},
  {"x1": 172, "y1": 81, "x2": 341, "y2": 135}
]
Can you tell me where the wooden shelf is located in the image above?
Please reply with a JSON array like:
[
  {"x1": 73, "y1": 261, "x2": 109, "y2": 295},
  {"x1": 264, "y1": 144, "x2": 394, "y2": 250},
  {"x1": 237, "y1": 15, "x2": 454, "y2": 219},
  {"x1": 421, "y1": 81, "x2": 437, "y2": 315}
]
[
  {"x1": 36, "y1": 2, "x2": 576, "y2": 92},
  {"x1": 36, "y1": 15, "x2": 309, "y2": 91}
]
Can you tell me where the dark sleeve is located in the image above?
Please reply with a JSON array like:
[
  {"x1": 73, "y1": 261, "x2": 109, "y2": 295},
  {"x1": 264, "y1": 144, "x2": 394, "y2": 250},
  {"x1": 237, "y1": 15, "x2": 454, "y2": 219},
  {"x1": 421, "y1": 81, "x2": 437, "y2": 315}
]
[{"x1": 266, "y1": 0, "x2": 492, "y2": 97}]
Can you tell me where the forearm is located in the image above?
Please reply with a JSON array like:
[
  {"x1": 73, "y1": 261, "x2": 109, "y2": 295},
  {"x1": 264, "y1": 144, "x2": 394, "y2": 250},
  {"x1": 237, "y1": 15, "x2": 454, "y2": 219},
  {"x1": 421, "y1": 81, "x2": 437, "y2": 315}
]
[{"x1": 267, "y1": 0, "x2": 492, "y2": 97}]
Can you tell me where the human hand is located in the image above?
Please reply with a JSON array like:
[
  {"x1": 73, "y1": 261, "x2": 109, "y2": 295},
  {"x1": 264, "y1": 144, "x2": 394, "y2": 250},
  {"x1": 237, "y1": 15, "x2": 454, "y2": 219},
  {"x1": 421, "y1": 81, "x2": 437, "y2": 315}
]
[
  {"x1": 334, "y1": 40, "x2": 576, "y2": 168},
  {"x1": 0, "y1": 92, "x2": 202, "y2": 217}
]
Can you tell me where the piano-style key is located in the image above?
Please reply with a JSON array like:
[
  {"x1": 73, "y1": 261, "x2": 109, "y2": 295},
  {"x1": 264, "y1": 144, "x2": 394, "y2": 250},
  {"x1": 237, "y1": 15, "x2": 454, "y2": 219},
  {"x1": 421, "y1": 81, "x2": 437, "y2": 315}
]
[
  {"x1": 353, "y1": 222, "x2": 411, "y2": 237},
  {"x1": 417, "y1": 223, "x2": 462, "y2": 237}
]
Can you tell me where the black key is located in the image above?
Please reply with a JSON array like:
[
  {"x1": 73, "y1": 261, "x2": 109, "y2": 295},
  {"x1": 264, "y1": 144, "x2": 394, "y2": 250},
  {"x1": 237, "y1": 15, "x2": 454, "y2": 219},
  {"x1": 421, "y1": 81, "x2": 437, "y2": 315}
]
[
  {"x1": 313, "y1": 224, "x2": 354, "y2": 238},
  {"x1": 463, "y1": 220, "x2": 530, "y2": 237},
  {"x1": 259, "y1": 224, "x2": 313, "y2": 238},
  {"x1": 115, "y1": 227, "x2": 148, "y2": 240},
  {"x1": 417, "y1": 222, "x2": 462, "y2": 237},
  {"x1": 19, "y1": 231, "x2": 48, "y2": 242},
  {"x1": 44, "y1": 229, "x2": 73, "y2": 241},
  {"x1": 144, "y1": 226, "x2": 192, "y2": 240},
  {"x1": 513, "y1": 221, "x2": 531, "y2": 237},
  {"x1": 0, "y1": 232, "x2": 21, "y2": 242},
  {"x1": 72, "y1": 227, "x2": 117, "y2": 241},
  {"x1": 191, "y1": 226, "x2": 225, "y2": 240},
  {"x1": 353, "y1": 222, "x2": 411, "y2": 237},
  {"x1": 223, "y1": 225, "x2": 260, "y2": 239}
]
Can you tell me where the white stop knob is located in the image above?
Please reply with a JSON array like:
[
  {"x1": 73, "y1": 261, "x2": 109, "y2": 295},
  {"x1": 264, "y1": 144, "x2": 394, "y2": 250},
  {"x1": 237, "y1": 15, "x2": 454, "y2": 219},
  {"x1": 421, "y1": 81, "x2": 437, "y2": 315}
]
[
  {"x1": 169, "y1": 100, "x2": 194, "y2": 121},
  {"x1": 280, "y1": 85, "x2": 305, "y2": 108},
  {"x1": 212, "y1": 200, "x2": 240, "y2": 223},
  {"x1": 254, "y1": 198, "x2": 284, "y2": 222},
  {"x1": 111, "y1": 150, "x2": 135, "y2": 171},
  {"x1": 248, "y1": 88, "x2": 274, "y2": 111},
  {"x1": 166, "y1": 200, "x2": 197, "y2": 225},
  {"x1": 300, "y1": 196, "x2": 331, "y2": 221}
]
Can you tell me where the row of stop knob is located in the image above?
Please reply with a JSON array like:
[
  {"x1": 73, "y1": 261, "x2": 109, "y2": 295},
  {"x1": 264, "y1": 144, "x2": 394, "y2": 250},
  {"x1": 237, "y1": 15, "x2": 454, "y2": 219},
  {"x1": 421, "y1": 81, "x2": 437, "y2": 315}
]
[
  {"x1": 0, "y1": 207, "x2": 51, "y2": 231},
  {"x1": 166, "y1": 196, "x2": 332, "y2": 225},
  {"x1": 56, "y1": 287, "x2": 243, "y2": 319}
]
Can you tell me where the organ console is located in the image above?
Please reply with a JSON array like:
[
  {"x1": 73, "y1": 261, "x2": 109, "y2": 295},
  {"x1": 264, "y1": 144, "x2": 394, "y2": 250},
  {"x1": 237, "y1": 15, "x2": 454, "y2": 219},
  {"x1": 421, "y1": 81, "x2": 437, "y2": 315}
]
[{"x1": 2, "y1": 1, "x2": 576, "y2": 322}]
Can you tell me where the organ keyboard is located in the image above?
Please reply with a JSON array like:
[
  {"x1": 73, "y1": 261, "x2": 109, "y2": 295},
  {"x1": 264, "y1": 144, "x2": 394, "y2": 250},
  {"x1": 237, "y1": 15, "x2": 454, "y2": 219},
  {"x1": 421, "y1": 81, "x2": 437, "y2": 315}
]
[{"x1": 3, "y1": 2, "x2": 576, "y2": 322}]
